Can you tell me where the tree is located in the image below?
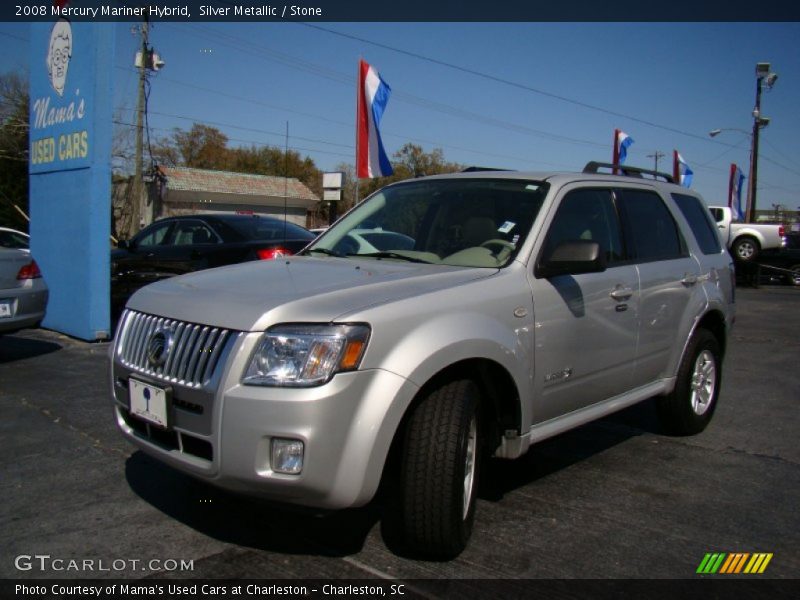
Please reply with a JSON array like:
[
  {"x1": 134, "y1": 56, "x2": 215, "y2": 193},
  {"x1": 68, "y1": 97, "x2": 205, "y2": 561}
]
[
  {"x1": 0, "y1": 70, "x2": 30, "y2": 231},
  {"x1": 152, "y1": 123, "x2": 229, "y2": 170},
  {"x1": 358, "y1": 143, "x2": 463, "y2": 198}
]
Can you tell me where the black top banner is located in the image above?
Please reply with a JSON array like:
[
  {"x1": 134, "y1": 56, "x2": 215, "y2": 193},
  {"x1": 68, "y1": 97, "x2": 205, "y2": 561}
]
[{"x1": 4, "y1": 0, "x2": 800, "y2": 22}]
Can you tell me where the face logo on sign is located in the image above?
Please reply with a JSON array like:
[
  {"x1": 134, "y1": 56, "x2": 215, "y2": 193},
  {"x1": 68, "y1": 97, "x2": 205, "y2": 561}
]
[{"x1": 47, "y1": 20, "x2": 72, "y2": 97}]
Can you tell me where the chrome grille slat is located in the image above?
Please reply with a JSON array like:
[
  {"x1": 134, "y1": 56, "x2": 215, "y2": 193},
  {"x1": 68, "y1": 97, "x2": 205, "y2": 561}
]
[
  {"x1": 186, "y1": 328, "x2": 210, "y2": 384},
  {"x1": 193, "y1": 328, "x2": 217, "y2": 382},
  {"x1": 205, "y1": 330, "x2": 229, "y2": 382},
  {"x1": 116, "y1": 310, "x2": 234, "y2": 388}
]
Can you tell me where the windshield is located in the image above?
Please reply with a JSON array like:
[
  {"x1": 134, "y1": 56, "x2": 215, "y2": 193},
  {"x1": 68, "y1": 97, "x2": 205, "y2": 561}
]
[{"x1": 307, "y1": 178, "x2": 548, "y2": 268}]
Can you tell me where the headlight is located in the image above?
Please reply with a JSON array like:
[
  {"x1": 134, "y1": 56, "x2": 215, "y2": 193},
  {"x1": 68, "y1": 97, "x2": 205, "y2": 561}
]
[{"x1": 243, "y1": 324, "x2": 370, "y2": 387}]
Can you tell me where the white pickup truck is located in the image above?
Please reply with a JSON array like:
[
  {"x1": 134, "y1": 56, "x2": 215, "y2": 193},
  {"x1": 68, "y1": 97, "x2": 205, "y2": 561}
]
[{"x1": 708, "y1": 206, "x2": 785, "y2": 262}]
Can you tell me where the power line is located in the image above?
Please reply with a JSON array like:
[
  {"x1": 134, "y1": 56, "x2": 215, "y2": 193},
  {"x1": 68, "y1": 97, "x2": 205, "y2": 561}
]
[{"x1": 298, "y1": 23, "x2": 724, "y2": 145}]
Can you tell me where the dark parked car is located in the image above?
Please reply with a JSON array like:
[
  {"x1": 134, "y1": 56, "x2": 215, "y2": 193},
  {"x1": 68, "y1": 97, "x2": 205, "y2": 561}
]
[
  {"x1": 756, "y1": 232, "x2": 800, "y2": 285},
  {"x1": 111, "y1": 214, "x2": 316, "y2": 312}
]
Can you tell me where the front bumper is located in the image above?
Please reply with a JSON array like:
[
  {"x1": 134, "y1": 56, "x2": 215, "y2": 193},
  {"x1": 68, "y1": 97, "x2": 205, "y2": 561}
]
[{"x1": 111, "y1": 329, "x2": 417, "y2": 509}]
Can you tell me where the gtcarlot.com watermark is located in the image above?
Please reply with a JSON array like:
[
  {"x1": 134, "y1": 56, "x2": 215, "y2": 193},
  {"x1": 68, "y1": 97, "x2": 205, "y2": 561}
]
[{"x1": 14, "y1": 554, "x2": 194, "y2": 573}]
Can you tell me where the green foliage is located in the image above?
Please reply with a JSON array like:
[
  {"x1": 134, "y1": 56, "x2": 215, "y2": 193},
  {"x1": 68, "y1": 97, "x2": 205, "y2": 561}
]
[
  {"x1": 151, "y1": 124, "x2": 323, "y2": 197},
  {"x1": 0, "y1": 71, "x2": 30, "y2": 231},
  {"x1": 358, "y1": 143, "x2": 463, "y2": 199}
]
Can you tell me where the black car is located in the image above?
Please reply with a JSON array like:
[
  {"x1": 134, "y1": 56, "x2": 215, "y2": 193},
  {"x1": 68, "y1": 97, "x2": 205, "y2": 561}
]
[
  {"x1": 745, "y1": 231, "x2": 800, "y2": 286},
  {"x1": 111, "y1": 214, "x2": 316, "y2": 312},
  {"x1": 736, "y1": 232, "x2": 800, "y2": 286}
]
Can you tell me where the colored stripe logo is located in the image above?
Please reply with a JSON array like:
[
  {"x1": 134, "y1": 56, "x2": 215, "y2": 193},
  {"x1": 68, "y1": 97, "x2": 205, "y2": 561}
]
[{"x1": 697, "y1": 553, "x2": 773, "y2": 574}]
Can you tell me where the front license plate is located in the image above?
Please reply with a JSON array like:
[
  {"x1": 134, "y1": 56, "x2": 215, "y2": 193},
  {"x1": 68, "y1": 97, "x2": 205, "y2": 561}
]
[
  {"x1": 129, "y1": 379, "x2": 169, "y2": 428},
  {"x1": 0, "y1": 300, "x2": 12, "y2": 318}
]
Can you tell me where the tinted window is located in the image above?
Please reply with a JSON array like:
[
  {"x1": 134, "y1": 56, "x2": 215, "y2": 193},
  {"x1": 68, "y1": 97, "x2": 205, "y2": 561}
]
[
  {"x1": 619, "y1": 190, "x2": 684, "y2": 262},
  {"x1": 672, "y1": 193, "x2": 722, "y2": 255},
  {"x1": 226, "y1": 218, "x2": 315, "y2": 242},
  {"x1": 543, "y1": 188, "x2": 624, "y2": 265},
  {"x1": 135, "y1": 221, "x2": 172, "y2": 246},
  {"x1": 169, "y1": 221, "x2": 217, "y2": 246},
  {"x1": 0, "y1": 230, "x2": 29, "y2": 249}
]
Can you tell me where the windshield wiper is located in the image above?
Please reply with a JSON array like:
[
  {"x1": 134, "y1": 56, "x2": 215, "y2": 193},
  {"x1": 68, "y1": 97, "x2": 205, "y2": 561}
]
[
  {"x1": 356, "y1": 251, "x2": 434, "y2": 264},
  {"x1": 304, "y1": 247, "x2": 343, "y2": 257}
]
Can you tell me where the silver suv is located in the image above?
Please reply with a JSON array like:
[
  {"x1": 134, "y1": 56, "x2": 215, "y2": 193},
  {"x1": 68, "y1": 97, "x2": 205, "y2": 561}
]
[{"x1": 110, "y1": 163, "x2": 735, "y2": 558}]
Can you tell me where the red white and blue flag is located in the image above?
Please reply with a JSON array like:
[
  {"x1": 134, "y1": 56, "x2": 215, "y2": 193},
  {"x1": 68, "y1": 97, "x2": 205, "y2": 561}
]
[
  {"x1": 357, "y1": 59, "x2": 393, "y2": 179},
  {"x1": 728, "y1": 164, "x2": 746, "y2": 221},
  {"x1": 613, "y1": 129, "x2": 634, "y2": 165},
  {"x1": 673, "y1": 151, "x2": 694, "y2": 187}
]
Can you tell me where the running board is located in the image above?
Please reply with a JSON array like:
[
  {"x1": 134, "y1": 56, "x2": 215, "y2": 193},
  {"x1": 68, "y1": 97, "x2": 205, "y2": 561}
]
[{"x1": 495, "y1": 378, "x2": 674, "y2": 459}]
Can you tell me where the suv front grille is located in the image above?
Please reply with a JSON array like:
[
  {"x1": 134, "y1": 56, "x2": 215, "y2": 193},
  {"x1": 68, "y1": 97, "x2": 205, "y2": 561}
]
[{"x1": 116, "y1": 310, "x2": 233, "y2": 388}]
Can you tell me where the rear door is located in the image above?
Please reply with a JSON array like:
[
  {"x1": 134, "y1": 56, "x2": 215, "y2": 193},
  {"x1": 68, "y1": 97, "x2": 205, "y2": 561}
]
[
  {"x1": 529, "y1": 186, "x2": 639, "y2": 423},
  {"x1": 617, "y1": 187, "x2": 704, "y2": 385},
  {"x1": 155, "y1": 219, "x2": 222, "y2": 275}
]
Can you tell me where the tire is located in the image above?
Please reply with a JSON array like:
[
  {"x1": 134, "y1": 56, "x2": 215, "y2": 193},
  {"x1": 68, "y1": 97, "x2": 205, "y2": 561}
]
[
  {"x1": 731, "y1": 236, "x2": 760, "y2": 262},
  {"x1": 790, "y1": 265, "x2": 800, "y2": 286},
  {"x1": 396, "y1": 378, "x2": 482, "y2": 559},
  {"x1": 657, "y1": 329, "x2": 722, "y2": 436}
]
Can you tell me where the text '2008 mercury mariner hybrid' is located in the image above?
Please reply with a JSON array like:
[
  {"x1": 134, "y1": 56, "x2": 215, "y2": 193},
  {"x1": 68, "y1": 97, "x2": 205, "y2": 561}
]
[{"x1": 110, "y1": 162, "x2": 735, "y2": 558}]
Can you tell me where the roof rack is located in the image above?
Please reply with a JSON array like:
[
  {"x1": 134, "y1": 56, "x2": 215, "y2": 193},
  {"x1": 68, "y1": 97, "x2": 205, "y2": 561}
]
[
  {"x1": 461, "y1": 166, "x2": 511, "y2": 172},
  {"x1": 583, "y1": 161, "x2": 675, "y2": 184}
]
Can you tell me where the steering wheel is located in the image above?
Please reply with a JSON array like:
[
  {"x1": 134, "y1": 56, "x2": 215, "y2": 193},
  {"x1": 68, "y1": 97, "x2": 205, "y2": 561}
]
[{"x1": 480, "y1": 239, "x2": 515, "y2": 255}]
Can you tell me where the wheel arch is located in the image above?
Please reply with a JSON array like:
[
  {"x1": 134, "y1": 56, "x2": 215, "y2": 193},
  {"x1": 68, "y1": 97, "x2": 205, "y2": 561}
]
[
  {"x1": 693, "y1": 309, "x2": 728, "y2": 359},
  {"x1": 382, "y1": 358, "x2": 521, "y2": 483}
]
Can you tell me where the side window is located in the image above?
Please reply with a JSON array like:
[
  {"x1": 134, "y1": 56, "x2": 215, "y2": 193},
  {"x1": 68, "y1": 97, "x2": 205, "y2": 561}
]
[
  {"x1": 135, "y1": 222, "x2": 172, "y2": 247},
  {"x1": 543, "y1": 188, "x2": 624, "y2": 265},
  {"x1": 618, "y1": 190, "x2": 685, "y2": 262},
  {"x1": 671, "y1": 193, "x2": 723, "y2": 255},
  {"x1": 169, "y1": 221, "x2": 217, "y2": 246}
]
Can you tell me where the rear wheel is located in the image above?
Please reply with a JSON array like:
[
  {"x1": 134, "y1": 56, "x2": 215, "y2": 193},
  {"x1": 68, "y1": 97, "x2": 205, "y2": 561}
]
[
  {"x1": 731, "y1": 236, "x2": 760, "y2": 262},
  {"x1": 657, "y1": 329, "x2": 722, "y2": 435},
  {"x1": 395, "y1": 378, "x2": 482, "y2": 558}
]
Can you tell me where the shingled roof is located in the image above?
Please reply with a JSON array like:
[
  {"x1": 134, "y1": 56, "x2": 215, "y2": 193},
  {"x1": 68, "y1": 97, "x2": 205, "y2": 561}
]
[{"x1": 158, "y1": 166, "x2": 319, "y2": 202}]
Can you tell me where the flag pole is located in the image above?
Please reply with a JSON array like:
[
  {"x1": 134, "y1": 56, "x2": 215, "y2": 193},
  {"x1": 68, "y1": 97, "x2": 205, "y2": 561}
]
[
  {"x1": 354, "y1": 57, "x2": 361, "y2": 207},
  {"x1": 612, "y1": 128, "x2": 620, "y2": 174},
  {"x1": 672, "y1": 150, "x2": 679, "y2": 183}
]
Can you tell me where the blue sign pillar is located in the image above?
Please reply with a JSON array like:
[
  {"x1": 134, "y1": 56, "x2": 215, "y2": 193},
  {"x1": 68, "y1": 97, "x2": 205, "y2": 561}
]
[{"x1": 29, "y1": 21, "x2": 115, "y2": 341}]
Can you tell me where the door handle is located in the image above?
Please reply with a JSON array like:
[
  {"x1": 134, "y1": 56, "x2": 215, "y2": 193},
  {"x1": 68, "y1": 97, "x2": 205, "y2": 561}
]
[
  {"x1": 610, "y1": 287, "x2": 633, "y2": 301},
  {"x1": 681, "y1": 274, "x2": 698, "y2": 286}
]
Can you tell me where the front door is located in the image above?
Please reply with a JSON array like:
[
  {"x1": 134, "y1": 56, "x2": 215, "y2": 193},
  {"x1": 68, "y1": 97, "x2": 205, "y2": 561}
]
[{"x1": 529, "y1": 187, "x2": 639, "y2": 424}]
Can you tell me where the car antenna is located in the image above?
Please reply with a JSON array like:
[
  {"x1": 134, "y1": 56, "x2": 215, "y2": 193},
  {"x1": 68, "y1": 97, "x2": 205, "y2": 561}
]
[{"x1": 283, "y1": 121, "x2": 288, "y2": 244}]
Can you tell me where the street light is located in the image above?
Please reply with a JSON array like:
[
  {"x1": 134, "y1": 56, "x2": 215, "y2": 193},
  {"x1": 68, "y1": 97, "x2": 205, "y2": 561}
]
[
  {"x1": 748, "y1": 62, "x2": 778, "y2": 223},
  {"x1": 708, "y1": 63, "x2": 778, "y2": 223}
]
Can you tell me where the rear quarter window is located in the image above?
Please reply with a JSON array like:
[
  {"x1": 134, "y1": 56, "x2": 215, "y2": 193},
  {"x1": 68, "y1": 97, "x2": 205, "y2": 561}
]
[{"x1": 671, "y1": 193, "x2": 723, "y2": 255}]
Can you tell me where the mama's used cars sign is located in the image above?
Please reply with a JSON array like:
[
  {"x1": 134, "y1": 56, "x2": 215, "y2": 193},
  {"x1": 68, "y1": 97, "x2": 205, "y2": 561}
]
[
  {"x1": 30, "y1": 19, "x2": 92, "y2": 172},
  {"x1": 29, "y1": 20, "x2": 114, "y2": 341}
]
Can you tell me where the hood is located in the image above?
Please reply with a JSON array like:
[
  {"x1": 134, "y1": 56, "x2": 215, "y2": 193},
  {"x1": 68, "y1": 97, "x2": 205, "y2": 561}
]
[{"x1": 126, "y1": 256, "x2": 496, "y2": 331}]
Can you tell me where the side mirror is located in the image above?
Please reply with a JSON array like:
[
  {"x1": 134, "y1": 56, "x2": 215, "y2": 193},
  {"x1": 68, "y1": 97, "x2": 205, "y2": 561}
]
[
  {"x1": 117, "y1": 239, "x2": 131, "y2": 250},
  {"x1": 536, "y1": 240, "x2": 606, "y2": 278}
]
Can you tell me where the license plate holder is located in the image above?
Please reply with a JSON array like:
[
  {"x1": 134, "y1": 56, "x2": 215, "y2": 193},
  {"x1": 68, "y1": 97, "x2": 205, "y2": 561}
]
[
  {"x1": 129, "y1": 378, "x2": 170, "y2": 428},
  {"x1": 0, "y1": 299, "x2": 12, "y2": 318}
]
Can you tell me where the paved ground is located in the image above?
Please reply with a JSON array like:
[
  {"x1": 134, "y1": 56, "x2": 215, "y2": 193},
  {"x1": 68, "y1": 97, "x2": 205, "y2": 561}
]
[{"x1": 1, "y1": 286, "x2": 798, "y2": 589}]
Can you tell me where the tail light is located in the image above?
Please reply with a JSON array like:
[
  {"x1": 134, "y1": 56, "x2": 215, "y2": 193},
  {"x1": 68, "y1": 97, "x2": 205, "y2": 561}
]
[
  {"x1": 17, "y1": 259, "x2": 42, "y2": 280},
  {"x1": 257, "y1": 247, "x2": 290, "y2": 260},
  {"x1": 778, "y1": 225, "x2": 785, "y2": 237}
]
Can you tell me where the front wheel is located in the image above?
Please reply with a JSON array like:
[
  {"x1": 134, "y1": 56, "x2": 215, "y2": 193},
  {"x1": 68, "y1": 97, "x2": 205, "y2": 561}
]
[
  {"x1": 395, "y1": 378, "x2": 482, "y2": 559},
  {"x1": 657, "y1": 329, "x2": 722, "y2": 436}
]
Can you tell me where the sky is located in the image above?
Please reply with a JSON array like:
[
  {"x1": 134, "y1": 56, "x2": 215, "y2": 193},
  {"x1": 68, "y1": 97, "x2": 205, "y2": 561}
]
[{"x1": 2, "y1": 20, "x2": 799, "y2": 212}]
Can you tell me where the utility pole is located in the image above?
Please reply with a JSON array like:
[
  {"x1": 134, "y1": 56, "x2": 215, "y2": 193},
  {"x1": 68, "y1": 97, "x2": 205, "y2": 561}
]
[
  {"x1": 647, "y1": 151, "x2": 665, "y2": 174},
  {"x1": 131, "y1": 17, "x2": 148, "y2": 238}
]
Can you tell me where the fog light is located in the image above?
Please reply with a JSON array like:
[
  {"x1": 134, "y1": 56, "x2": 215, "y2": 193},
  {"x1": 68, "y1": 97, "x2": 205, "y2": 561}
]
[{"x1": 272, "y1": 438, "x2": 304, "y2": 474}]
